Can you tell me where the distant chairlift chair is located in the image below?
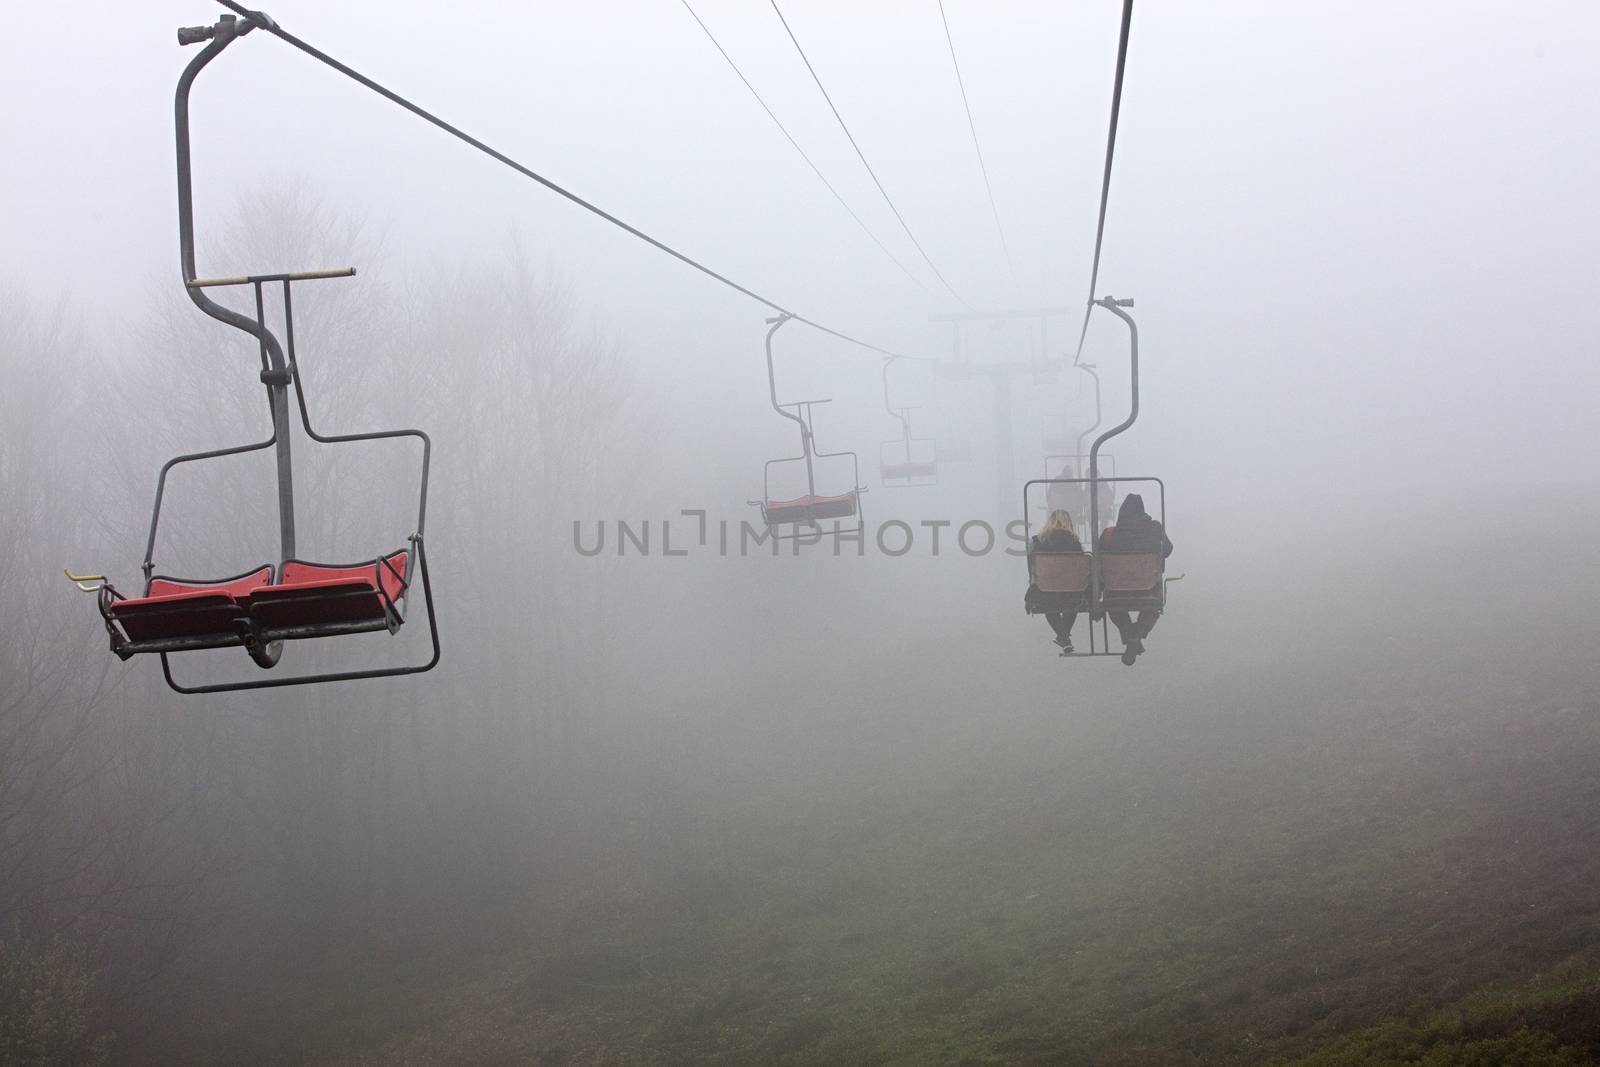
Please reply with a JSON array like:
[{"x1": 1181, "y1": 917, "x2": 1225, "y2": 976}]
[
  {"x1": 748, "y1": 314, "x2": 865, "y2": 540},
  {"x1": 1020, "y1": 297, "x2": 1177, "y2": 658},
  {"x1": 879, "y1": 357, "x2": 938, "y2": 488}
]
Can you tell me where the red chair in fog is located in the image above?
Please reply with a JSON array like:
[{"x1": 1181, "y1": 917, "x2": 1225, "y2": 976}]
[
  {"x1": 65, "y1": 15, "x2": 436, "y2": 693},
  {"x1": 748, "y1": 314, "x2": 865, "y2": 541}
]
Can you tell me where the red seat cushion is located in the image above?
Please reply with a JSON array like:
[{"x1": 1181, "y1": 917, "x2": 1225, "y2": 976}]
[
  {"x1": 249, "y1": 582, "x2": 388, "y2": 629},
  {"x1": 145, "y1": 566, "x2": 274, "y2": 601},
  {"x1": 765, "y1": 493, "x2": 858, "y2": 523},
  {"x1": 108, "y1": 566, "x2": 271, "y2": 643},
  {"x1": 276, "y1": 551, "x2": 408, "y2": 602},
  {"x1": 766, "y1": 493, "x2": 854, "y2": 510},
  {"x1": 247, "y1": 551, "x2": 409, "y2": 632},
  {"x1": 110, "y1": 594, "x2": 244, "y2": 643}
]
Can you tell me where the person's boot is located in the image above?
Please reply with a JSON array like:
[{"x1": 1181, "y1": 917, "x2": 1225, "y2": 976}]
[{"x1": 1120, "y1": 635, "x2": 1143, "y2": 665}]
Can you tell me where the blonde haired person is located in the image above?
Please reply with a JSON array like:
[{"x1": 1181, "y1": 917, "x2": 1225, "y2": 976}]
[{"x1": 1025, "y1": 509, "x2": 1085, "y2": 653}]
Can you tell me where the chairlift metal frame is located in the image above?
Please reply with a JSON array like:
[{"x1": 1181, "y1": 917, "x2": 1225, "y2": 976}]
[
  {"x1": 1023, "y1": 475, "x2": 1166, "y2": 656},
  {"x1": 67, "y1": 12, "x2": 439, "y2": 694},
  {"x1": 1020, "y1": 297, "x2": 1178, "y2": 658},
  {"x1": 878, "y1": 357, "x2": 938, "y2": 488},
  {"x1": 1036, "y1": 452, "x2": 1116, "y2": 544},
  {"x1": 748, "y1": 314, "x2": 865, "y2": 541}
]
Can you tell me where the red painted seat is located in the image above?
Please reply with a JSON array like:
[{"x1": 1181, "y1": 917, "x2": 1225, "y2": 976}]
[
  {"x1": 764, "y1": 492, "x2": 858, "y2": 523},
  {"x1": 145, "y1": 569, "x2": 275, "y2": 600},
  {"x1": 1031, "y1": 552, "x2": 1093, "y2": 595},
  {"x1": 1100, "y1": 552, "x2": 1164, "y2": 612},
  {"x1": 247, "y1": 551, "x2": 409, "y2": 631},
  {"x1": 108, "y1": 566, "x2": 272, "y2": 644}
]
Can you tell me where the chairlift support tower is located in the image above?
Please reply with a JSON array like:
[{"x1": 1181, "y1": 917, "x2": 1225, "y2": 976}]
[{"x1": 931, "y1": 307, "x2": 1073, "y2": 517}]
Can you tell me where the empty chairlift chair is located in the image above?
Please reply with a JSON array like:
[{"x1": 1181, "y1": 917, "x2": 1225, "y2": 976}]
[
  {"x1": 878, "y1": 357, "x2": 938, "y2": 488},
  {"x1": 65, "y1": 17, "x2": 439, "y2": 692},
  {"x1": 749, "y1": 314, "x2": 865, "y2": 539},
  {"x1": 89, "y1": 548, "x2": 422, "y2": 663},
  {"x1": 67, "y1": 266, "x2": 437, "y2": 693}
]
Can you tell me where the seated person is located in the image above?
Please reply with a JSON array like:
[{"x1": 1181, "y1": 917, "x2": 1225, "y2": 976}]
[
  {"x1": 1097, "y1": 493, "x2": 1173, "y2": 666},
  {"x1": 1025, "y1": 509, "x2": 1085, "y2": 654}
]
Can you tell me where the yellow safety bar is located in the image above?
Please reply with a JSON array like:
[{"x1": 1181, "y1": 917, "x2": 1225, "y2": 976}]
[{"x1": 64, "y1": 569, "x2": 108, "y2": 593}]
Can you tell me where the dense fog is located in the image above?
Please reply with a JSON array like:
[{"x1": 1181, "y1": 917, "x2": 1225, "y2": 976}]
[{"x1": 2, "y1": 2, "x2": 1598, "y2": 1064}]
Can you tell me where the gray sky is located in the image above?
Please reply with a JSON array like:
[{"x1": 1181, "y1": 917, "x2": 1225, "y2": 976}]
[{"x1": 4, "y1": 0, "x2": 1597, "y2": 509}]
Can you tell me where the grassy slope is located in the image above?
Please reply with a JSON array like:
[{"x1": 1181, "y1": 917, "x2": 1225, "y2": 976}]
[
  {"x1": 213, "y1": 497, "x2": 1600, "y2": 1065},
  {"x1": 1276, "y1": 982, "x2": 1600, "y2": 1065}
]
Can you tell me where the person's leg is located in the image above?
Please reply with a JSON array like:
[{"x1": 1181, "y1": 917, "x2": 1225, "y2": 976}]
[
  {"x1": 1059, "y1": 611, "x2": 1078, "y2": 648},
  {"x1": 1137, "y1": 610, "x2": 1160, "y2": 640},
  {"x1": 1113, "y1": 614, "x2": 1139, "y2": 662},
  {"x1": 1111, "y1": 609, "x2": 1143, "y2": 666}
]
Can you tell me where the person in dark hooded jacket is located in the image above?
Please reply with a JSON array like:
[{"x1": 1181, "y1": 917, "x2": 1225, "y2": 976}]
[{"x1": 1097, "y1": 493, "x2": 1172, "y2": 665}]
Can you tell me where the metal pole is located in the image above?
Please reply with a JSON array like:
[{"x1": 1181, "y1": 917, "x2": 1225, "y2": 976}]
[
  {"x1": 763, "y1": 314, "x2": 816, "y2": 499},
  {"x1": 1086, "y1": 296, "x2": 1138, "y2": 605},
  {"x1": 175, "y1": 14, "x2": 296, "y2": 565},
  {"x1": 1074, "y1": 364, "x2": 1103, "y2": 460},
  {"x1": 883, "y1": 357, "x2": 912, "y2": 456},
  {"x1": 991, "y1": 370, "x2": 1014, "y2": 518}
]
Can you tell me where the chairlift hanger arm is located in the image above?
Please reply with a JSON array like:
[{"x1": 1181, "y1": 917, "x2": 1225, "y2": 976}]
[
  {"x1": 1086, "y1": 296, "x2": 1139, "y2": 540},
  {"x1": 763, "y1": 313, "x2": 804, "y2": 428},
  {"x1": 882, "y1": 357, "x2": 911, "y2": 438},
  {"x1": 175, "y1": 15, "x2": 282, "y2": 362},
  {"x1": 176, "y1": 12, "x2": 301, "y2": 565},
  {"x1": 1074, "y1": 363, "x2": 1102, "y2": 458}
]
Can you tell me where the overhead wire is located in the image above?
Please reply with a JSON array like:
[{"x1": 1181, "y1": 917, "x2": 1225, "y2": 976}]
[
  {"x1": 212, "y1": 0, "x2": 935, "y2": 363},
  {"x1": 678, "y1": 0, "x2": 934, "y2": 302},
  {"x1": 766, "y1": 0, "x2": 973, "y2": 310},
  {"x1": 1070, "y1": 0, "x2": 1135, "y2": 367},
  {"x1": 936, "y1": 0, "x2": 1017, "y2": 292}
]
